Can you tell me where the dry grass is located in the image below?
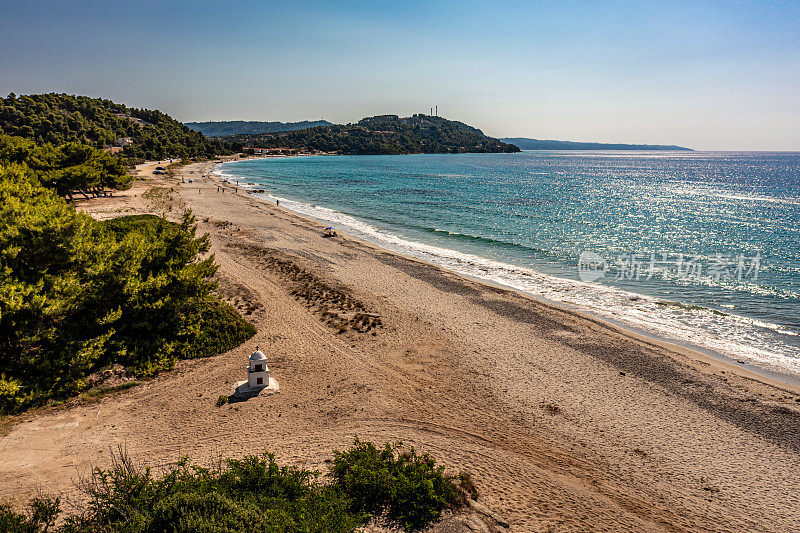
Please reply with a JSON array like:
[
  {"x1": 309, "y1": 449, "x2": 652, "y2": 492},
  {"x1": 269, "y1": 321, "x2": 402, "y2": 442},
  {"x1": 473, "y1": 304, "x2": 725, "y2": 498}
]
[
  {"x1": 141, "y1": 186, "x2": 177, "y2": 213},
  {"x1": 214, "y1": 273, "x2": 264, "y2": 318},
  {"x1": 0, "y1": 415, "x2": 18, "y2": 439}
]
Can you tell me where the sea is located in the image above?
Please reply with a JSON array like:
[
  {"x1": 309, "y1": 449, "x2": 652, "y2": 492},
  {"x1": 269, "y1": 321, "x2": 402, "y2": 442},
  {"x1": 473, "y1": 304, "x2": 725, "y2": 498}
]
[{"x1": 216, "y1": 151, "x2": 800, "y2": 380}]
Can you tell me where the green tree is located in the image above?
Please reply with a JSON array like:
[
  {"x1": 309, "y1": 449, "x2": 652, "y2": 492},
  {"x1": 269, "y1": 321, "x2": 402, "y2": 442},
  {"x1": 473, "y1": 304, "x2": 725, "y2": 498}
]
[
  {"x1": 0, "y1": 164, "x2": 114, "y2": 408},
  {"x1": 0, "y1": 163, "x2": 254, "y2": 412},
  {"x1": 0, "y1": 135, "x2": 131, "y2": 196}
]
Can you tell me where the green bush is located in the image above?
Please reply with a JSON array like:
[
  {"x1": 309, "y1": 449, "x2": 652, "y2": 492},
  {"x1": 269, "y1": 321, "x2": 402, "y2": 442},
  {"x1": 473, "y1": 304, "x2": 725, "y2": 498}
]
[
  {"x1": 330, "y1": 438, "x2": 463, "y2": 530},
  {"x1": 63, "y1": 449, "x2": 362, "y2": 533},
  {"x1": 0, "y1": 496, "x2": 60, "y2": 533},
  {"x1": 148, "y1": 491, "x2": 268, "y2": 532},
  {"x1": 329, "y1": 439, "x2": 393, "y2": 516},
  {"x1": 0, "y1": 441, "x2": 468, "y2": 532}
]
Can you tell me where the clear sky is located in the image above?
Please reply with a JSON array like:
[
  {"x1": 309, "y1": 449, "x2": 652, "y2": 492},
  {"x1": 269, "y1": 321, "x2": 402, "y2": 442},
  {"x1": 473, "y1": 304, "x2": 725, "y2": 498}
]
[{"x1": 1, "y1": 0, "x2": 798, "y2": 150}]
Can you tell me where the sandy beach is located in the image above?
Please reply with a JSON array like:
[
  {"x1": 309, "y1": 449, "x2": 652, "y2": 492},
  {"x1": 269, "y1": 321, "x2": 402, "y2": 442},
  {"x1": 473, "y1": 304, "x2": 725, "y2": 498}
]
[{"x1": 2, "y1": 159, "x2": 800, "y2": 531}]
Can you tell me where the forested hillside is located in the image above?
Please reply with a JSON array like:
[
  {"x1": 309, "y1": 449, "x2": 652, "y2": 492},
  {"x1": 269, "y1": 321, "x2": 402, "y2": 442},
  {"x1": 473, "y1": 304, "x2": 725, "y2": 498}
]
[
  {"x1": 0, "y1": 93, "x2": 232, "y2": 161},
  {"x1": 224, "y1": 114, "x2": 520, "y2": 155},
  {"x1": 186, "y1": 119, "x2": 333, "y2": 137}
]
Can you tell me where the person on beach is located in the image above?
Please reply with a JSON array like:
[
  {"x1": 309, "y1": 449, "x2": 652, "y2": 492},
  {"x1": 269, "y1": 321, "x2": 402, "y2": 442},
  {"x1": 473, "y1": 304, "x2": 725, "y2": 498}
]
[{"x1": 276, "y1": 199, "x2": 280, "y2": 207}]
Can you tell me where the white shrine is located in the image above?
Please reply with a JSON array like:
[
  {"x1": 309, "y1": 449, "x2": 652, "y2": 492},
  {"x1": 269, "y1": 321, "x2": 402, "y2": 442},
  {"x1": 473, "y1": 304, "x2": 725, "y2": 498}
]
[
  {"x1": 233, "y1": 347, "x2": 279, "y2": 398},
  {"x1": 248, "y1": 348, "x2": 269, "y2": 388}
]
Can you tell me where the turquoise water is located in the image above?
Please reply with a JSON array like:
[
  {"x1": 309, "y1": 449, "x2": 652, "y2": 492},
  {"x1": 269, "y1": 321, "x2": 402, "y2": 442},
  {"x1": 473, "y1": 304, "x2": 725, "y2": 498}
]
[{"x1": 218, "y1": 151, "x2": 800, "y2": 376}]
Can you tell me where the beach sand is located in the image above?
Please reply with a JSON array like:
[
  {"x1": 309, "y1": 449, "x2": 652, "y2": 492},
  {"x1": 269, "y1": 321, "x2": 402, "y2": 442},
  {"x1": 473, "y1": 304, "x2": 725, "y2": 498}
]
[{"x1": 2, "y1": 160, "x2": 800, "y2": 531}]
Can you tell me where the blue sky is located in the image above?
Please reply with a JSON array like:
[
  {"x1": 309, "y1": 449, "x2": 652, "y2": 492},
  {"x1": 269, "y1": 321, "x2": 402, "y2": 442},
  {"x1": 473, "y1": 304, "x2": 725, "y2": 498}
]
[{"x1": 1, "y1": 0, "x2": 798, "y2": 149}]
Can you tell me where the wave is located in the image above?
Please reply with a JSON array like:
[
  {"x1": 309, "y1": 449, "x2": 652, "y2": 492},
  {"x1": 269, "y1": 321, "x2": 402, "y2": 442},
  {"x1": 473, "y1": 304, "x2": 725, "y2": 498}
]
[
  {"x1": 424, "y1": 227, "x2": 548, "y2": 255},
  {"x1": 221, "y1": 164, "x2": 800, "y2": 378}
]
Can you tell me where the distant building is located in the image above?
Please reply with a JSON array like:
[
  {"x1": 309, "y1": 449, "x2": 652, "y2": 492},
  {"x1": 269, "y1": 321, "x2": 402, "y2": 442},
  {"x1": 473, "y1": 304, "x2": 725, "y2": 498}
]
[
  {"x1": 115, "y1": 137, "x2": 133, "y2": 147},
  {"x1": 248, "y1": 147, "x2": 295, "y2": 155}
]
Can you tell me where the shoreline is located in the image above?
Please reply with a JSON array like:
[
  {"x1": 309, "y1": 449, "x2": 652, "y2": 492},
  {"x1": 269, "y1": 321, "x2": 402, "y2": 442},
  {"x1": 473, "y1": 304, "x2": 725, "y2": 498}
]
[
  {"x1": 3, "y1": 159, "x2": 800, "y2": 530},
  {"x1": 464, "y1": 269, "x2": 800, "y2": 391},
  {"x1": 216, "y1": 157, "x2": 800, "y2": 390}
]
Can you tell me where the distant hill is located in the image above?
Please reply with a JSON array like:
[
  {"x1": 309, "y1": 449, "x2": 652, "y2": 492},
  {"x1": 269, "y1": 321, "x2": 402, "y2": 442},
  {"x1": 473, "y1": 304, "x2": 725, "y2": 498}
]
[
  {"x1": 0, "y1": 93, "x2": 231, "y2": 161},
  {"x1": 186, "y1": 120, "x2": 334, "y2": 137},
  {"x1": 226, "y1": 114, "x2": 520, "y2": 155},
  {"x1": 500, "y1": 137, "x2": 692, "y2": 151}
]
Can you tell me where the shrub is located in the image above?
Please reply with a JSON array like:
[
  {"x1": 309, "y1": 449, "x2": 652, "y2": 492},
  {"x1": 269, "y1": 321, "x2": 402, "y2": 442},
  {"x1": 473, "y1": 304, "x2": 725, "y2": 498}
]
[
  {"x1": 0, "y1": 440, "x2": 467, "y2": 532},
  {"x1": 0, "y1": 504, "x2": 30, "y2": 532},
  {"x1": 330, "y1": 438, "x2": 463, "y2": 530},
  {"x1": 329, "y1": 439, "x2": 392, "y2": 516},
  {"x1": 0, "y1": 496, "x2": 60, "y2": 533},
  {"x1": 148, "y1": 491, "x2": 267, "y2": 532},
  {"x1": 457, "y1": 471, "x2": 479, "y2": 502},
  {"x1": 0, "y1": 137, "x2": 254, "y2": 413},
  {"x1": 61, "y1": 448, "x2": 362, "y2": 533}
]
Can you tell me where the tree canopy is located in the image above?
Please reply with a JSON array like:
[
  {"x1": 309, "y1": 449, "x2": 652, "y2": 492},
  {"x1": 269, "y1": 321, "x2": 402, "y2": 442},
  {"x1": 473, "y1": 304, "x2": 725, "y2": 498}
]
[
  {"x1": 0, "y1": 140, "x2": 254, "y2": 413},
  {"x1": 0, "y1": 134, "x2": 131, "y2": 195}
]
